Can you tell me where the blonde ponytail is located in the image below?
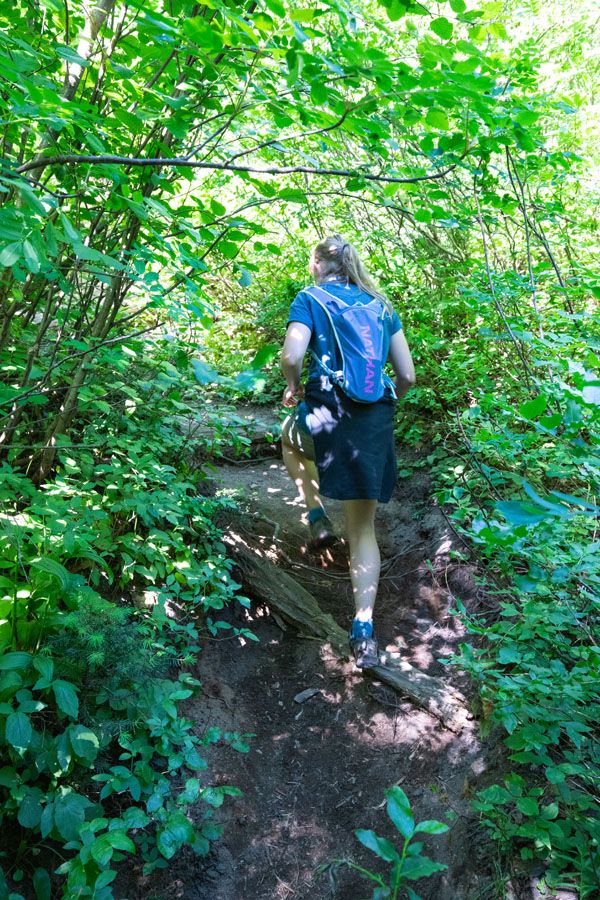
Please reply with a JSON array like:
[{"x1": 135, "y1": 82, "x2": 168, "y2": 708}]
[{"x1": 313, "y1": 234, "x2": 393, "y2": 315}]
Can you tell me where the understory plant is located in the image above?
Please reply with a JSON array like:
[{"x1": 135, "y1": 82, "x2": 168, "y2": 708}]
[
  {"x1": 0, "y1": 343, "x2": 254, "y2": 898},
  {"x1": 433, "y1": 315, "x2": 600, "y2": 895},
  {"x1": 329, "y1": 786, "x2": 448, "y2": 900}
]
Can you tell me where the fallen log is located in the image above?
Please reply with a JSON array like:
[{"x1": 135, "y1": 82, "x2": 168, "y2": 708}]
[{"x1": 227, "y1": 537, "x2": 470, "y2": 733}]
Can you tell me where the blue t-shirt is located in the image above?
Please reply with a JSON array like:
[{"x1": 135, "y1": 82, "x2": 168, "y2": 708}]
[{"x1": 287, "y1": 280, "x2": 402, "y2": 386}]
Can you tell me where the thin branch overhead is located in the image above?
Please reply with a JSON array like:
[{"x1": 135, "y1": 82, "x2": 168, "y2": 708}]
[{"x1": 16, "y1": 153, "x2": 461, "y2": 184}]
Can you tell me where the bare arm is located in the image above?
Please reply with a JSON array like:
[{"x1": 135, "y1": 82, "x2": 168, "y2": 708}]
[
  {"x1": 388, "y1": 330, "x2": 416, "y2": 398},
  {"x1": 280, "y1": 321, "x2": 312, "y2": 407}
]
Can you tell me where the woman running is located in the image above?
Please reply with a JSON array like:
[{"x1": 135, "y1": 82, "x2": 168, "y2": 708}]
[{"x1": 280, "y1": 234, "x2": 416, "y2": 668}]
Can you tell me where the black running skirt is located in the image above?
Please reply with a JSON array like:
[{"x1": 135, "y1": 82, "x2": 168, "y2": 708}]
[{"x1": 296, "y1": 381, "x2": 397, "y2": 502}]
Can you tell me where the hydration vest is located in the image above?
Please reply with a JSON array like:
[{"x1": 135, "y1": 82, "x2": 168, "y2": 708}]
[{"x1": 306, "y1": 285, "x2": 395, "y2": 403}]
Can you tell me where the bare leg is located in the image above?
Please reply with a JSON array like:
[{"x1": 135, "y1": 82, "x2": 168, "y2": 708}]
[
  {"x1": 343, "y1": 499, "x2": 380, "y2": 621},
  {"x1": 281, "y1": 414, "x2": 324, "y2": 512}
]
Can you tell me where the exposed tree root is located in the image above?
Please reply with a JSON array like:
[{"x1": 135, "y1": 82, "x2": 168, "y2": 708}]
[{"x1": 226, "y1": 534, "x2": 471, "y2": 733}]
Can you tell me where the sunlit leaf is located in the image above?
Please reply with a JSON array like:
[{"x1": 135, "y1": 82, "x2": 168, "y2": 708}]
[
  {"x1": 355, "y1": 828, "x2": 400, "y2": 862},
  {"x1": 430, "y1": 17, "x2": 453, "y2": 40}
]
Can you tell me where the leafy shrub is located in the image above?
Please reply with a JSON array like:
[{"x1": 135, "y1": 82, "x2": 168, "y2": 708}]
[
  {"x1": 0, "y1": 341, "x2": 252, "y2": 898},
  {"x1": 324, "y1": 786, "x2": 448, "y2": 900},
  {"x1": 0, "y1": 643, "x2": 236, "y2": 897},
  {"x1": 434, "y1": 317, "x2": 600, "y2": 895}
]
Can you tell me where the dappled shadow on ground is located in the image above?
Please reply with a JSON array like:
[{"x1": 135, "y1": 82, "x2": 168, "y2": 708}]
[{"x1": 116, "y1": 448, "x2": 550, "y2": 900}]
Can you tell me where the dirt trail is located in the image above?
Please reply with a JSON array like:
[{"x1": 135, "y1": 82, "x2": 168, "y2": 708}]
[{"x1": 127, "y1": 409, "x2": 500, "y2": 900}]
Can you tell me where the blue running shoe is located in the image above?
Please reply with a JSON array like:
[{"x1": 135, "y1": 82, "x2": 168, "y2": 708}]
[{"x1": 349, "y1": 619, "x2": 379, "y2": 669}]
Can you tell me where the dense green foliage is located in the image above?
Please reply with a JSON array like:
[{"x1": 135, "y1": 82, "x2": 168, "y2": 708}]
[
  {"x1": 0, "y1": 348, "x2": 253, "y2": 896},
  {"x1": 0, "y1": 0, "x2": 598, "y2": 895},
  {"x1": 434, "y1": 316, "x2": 600, "y2": 895}
]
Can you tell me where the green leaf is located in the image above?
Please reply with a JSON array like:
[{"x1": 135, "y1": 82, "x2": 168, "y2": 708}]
[
  {"x1": 498, "y1": 646, "x2": 520, "y2": 664},
  {"x1": 217, "y1": 240, "x2": 239, "y2": 259},
  {"x1": 32, "y1": 868, "x2": 51, "y2": 900},
  {"x1": 40, "y1": 802, "x2": 54, "y2": 839},
  {"x1": 386, "y1": 786, "x2": 414, "y2": 838},
  {"x1": 69, "y1": 725, "x2": 100, "y2": 762},
  {"x1": 541, "y1": 802, "x2": 559, "y2": 820},
  {"x1": 249, "y1": 344, "x2": 279, "y2": 369},
  {"x1": 355, "y1": 829, "x2": 400, "y2": 862},
  {"x1": 238, "y1": 268, "x2": 252, "y2": 287},
  {"x1": 425, "y1": 109, "x2": 449, "y2": 130},
  {"x1": 0, "y1": 767, "x2": 17, "y2": 787},
  {"x1": 430, "y1": 17, "x2": 453, "y2": 40},
  {"x1": 414, "y1": 208, "x2": 432, "y2": 223},
  {"x1": 157, "y1": 811, "x2": 195, "y2": 859},
  {"x1": 108, "y1": 831, "x2": 135, "y2": 852},
  {"x1": 401, "y1": 856, "x2": 447, "y2": 880},
  {"x1": 495, "y1": 501, "x2": 548, "y2": 526},
  {"x1": 185, "y1": 746, "x2": 208, "y2": 770},
  {"x1": 519, "y1": 394, "x2": 547, "y2": 419},
  {"x1": 539, "y1": 413, "x2": 562, "y2": 429},
  {"x1": 449, "y1": 0, "x2": 466, "y2": 11},
  {"x1": 0, "y1": 242, "x2": 21, "y2": 267},
  {"x1": 54, "y1": 44, "x2": 91, "y2": 67},
  {"x1": 22, "y1": 240, "x2": 41, "y2": 274},
  {"x1": 516, "y1": 797, "x2": 539, "y2": 816},
  {"x1": 381, "y1": 0, "x2": 409, "y2": 22},
  {"x1": 53, "y1": 680, "x2": 79, "y2": 718},
  {"x1": 221, "y1": 786, "x2": 243, "y2": 797},
  {"x1": 5, "y1": 711, "x2": 32, "y2": 749},
  {"x1": 84, "y1": 132, "x2": 107, "y2": 153},
  {"x1": 200, "y1": 786, "x2": 225, "y2": 808},
  {"x1": 90, "y1": 831, "x2": 135, "y2": 866},
  {"x1": 478, "y1": 784, "x2": 511, "y2": 804},
  {"x1": 515, "y1": 108, "x2": 540, "y2": 127},
  {"x1": 18, "y1": 790, "x2": 43, "y2": 828},
  {"x1": 59, "y1": 213, "x2": 81, "y2": 243},
  {"x1": 122, "y1": 807, "x2": 150, "y2": 829},
  {"x1": 386, "y1": 784, "x2": 410, "y2": 808},
  {"x1": 192, "y1": 358, "x2": 219, "y2": 385},
  {"x1": 0, "y1": 652, "x2": 33, "y2": 671},
  {"x1": 191, "y1": 833, "x2": 210, "y2": 856},
  {"x1": 278, "y1": 188, "x2": 307, "y2": 202},
  {"x1": 33, "y1": 656, "x2": 54, "y2": 683},
  {"x1": 73, "y1": 243, "x2": 123, "y2": 270},
  {"x1": 183, "y1": 17, "x2": 224, "y2": 51},
  {"x1": 414, "y1": 820, "x2": 449, "y2": 835},
  {"x1": 180, "y1": 777, "x2": 200, "y2": 803},
  {"x1": 264, "y1": 0, "x2": 285, "y2": 15},
  {"x1": 54, "y1": 792, "x2": 92, "y2": 841},
  {"x1": 30, "y1": 557, "x2": 71, "y2": 589},
  {"x1": 310, "y1": 81, "x2": 329, "y2": 104},
  {"x1": 0, "y1": 671, "x2": 22, "y2": 702}
]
